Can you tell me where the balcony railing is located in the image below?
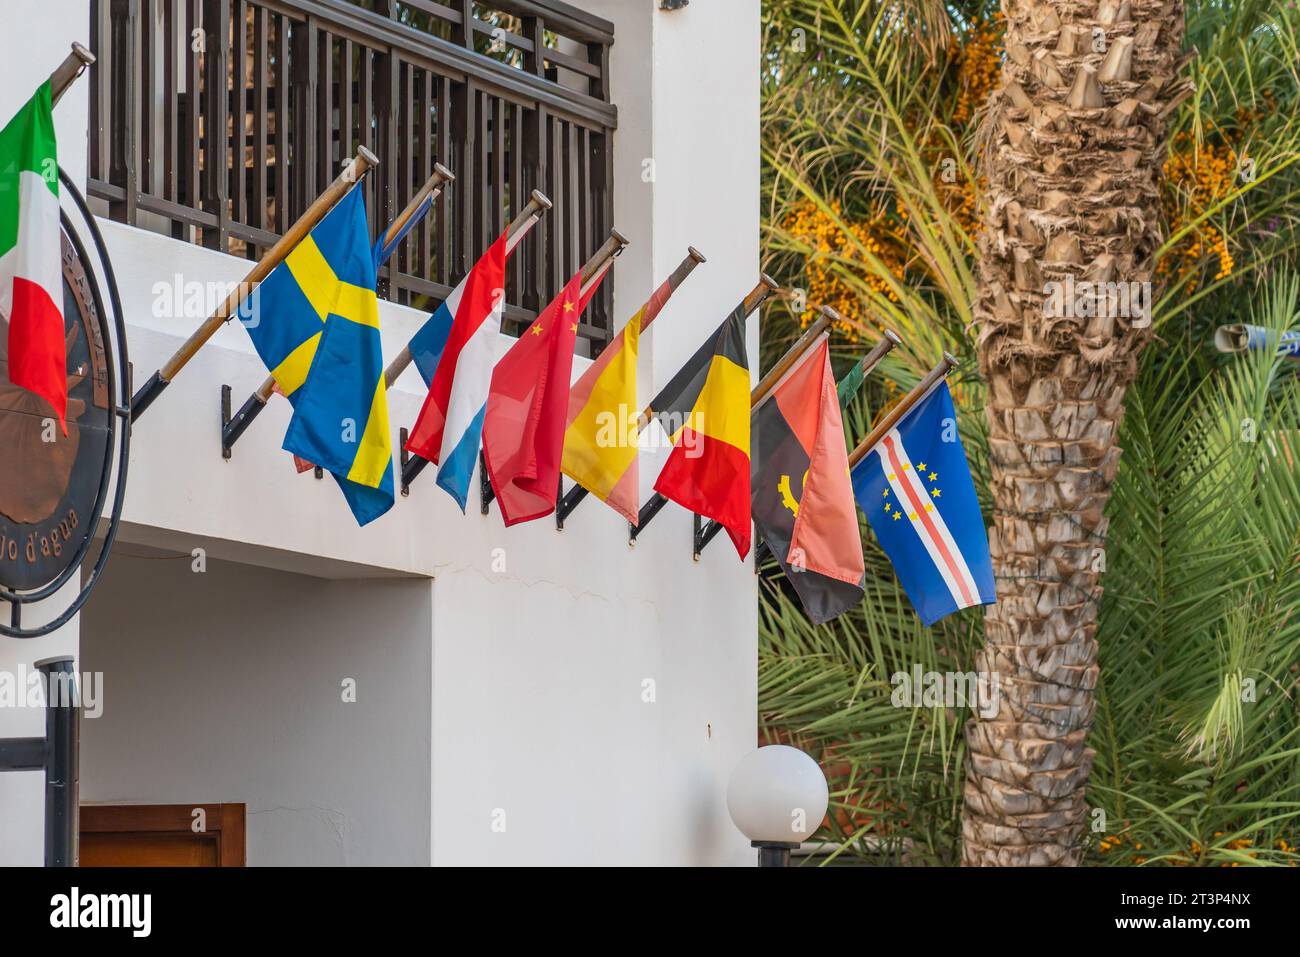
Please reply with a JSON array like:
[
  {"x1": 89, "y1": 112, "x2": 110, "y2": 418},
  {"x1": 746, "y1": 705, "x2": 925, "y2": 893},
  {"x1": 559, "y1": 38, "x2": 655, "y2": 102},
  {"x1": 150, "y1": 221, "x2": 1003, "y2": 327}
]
[{"x1": 88, "y1": 0, "x2": 617, "y2": 349}]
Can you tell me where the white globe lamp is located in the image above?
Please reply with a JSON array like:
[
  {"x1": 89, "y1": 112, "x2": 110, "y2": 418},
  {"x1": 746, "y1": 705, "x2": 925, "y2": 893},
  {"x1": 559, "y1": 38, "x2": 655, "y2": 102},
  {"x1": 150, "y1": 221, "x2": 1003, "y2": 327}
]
[{"x1": 726, "y1": 744, "x2": 829, "y2": 866}]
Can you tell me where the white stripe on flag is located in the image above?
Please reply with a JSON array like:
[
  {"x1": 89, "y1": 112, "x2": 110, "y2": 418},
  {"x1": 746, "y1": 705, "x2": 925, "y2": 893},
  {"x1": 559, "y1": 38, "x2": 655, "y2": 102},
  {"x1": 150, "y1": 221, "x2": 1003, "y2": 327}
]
[
  {"x1": 440, "y1": 272, "x2": 467, "y2": 326},
  {"x1": 438, "y1": 297, "x2": 504, "y2": 464},
  {"x1": 0, "y1": 170, "x2": 62, "y2": 321},
  {"x1": 876, "y1": 429, "x2": 981, "y2": 610}
]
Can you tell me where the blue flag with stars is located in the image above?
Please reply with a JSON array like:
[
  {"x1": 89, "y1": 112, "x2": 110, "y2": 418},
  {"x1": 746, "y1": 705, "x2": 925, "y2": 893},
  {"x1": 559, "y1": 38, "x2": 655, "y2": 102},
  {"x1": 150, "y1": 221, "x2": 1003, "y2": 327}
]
[{"x1": 850, "y1": 381, "x2": 995, "y2": 625}]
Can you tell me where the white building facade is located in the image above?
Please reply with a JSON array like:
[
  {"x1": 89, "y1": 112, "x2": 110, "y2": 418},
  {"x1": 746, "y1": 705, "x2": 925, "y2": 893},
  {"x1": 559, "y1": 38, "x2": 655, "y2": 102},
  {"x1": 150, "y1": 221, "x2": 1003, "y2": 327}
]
[{"x1": 1, "y1": 0, "x2": 761, "y2": 866}]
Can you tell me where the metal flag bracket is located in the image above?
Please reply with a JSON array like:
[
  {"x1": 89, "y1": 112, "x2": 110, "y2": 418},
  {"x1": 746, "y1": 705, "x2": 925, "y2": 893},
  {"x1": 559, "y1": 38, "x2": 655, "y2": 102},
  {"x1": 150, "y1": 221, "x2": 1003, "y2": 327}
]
[
  {"x1": 628, "y1": 492, "x2": 670, "y2": 545},
  {"x1": 693, "y1": 514, "x2": 725, "y2": 560},
  {"x1": 555, "y1": 480, "x2": 586, "y2": 530},
  {"x1": 220, "y1": 383, "x2": 269, "y2": 459},
  {"x1": 480, "y1": 452, "x2": 495, "y2": 515}
]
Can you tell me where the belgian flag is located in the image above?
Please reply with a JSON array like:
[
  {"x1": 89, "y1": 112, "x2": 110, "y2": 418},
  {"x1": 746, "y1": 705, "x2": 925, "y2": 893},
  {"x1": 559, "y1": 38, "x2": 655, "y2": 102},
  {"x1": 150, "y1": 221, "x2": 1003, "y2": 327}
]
[
  {"x1": 752, "y1": 335, "x2": 865, "y2": 623},
  {"x1": 652, "y1": 302, "x2": 752, "y2": 558}
]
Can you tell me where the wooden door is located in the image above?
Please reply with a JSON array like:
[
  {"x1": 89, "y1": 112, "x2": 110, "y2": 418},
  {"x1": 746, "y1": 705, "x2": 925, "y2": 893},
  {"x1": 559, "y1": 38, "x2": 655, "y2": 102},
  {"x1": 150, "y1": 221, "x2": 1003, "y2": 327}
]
[{"x1": 79, "y1": 804, "x2": 246, "y2": 866}]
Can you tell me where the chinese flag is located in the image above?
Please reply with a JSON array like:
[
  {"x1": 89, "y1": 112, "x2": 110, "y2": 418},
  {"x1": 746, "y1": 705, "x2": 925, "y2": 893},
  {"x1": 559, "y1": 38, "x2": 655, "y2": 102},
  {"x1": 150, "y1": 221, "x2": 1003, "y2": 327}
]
[{"x1": 482, "y1": 268, "x2": 607, "y2": 526}]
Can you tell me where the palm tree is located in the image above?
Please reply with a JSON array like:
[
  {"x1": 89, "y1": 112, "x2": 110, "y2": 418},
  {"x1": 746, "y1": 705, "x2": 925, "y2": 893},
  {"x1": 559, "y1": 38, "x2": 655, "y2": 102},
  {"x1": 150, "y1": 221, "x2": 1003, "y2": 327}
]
[
  {"x1": 760, "y1": 0, "x2": 1300, "y2": 867},
  {"x1": 962, "y1": 0, "x2": 1193, "y2": 865}
]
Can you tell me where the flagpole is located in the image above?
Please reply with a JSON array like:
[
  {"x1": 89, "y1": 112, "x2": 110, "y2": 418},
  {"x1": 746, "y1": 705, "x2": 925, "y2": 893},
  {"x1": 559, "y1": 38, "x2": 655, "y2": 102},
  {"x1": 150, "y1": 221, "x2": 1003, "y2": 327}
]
[
  {"x1": 382, "y1": 189, "x2": 553, "y2": 391},
  {"x1": 846, "y1": 352, "x2": 958, "y2": 469},
  {"x1": 632, "y1": 273, "x2": 780, "y2": 435},
  {"x1": 686, "y1": 305, "x2": 840, "y2": 558},
  {"x1": 132, "y1": 144, "x2": 381, "y2": 421},
  {"x1": 842, "y1": 327, "x2": 905, "y2": 395},
  {"x1": 554, "y1": 246, "x2": 709, "y2": 528},
  {"x1": 726, "y1": 325, "x2": 905, "y2": 563},
  {"x1": 220, "y1": 164, "x2": 464, "y2": 455},
  {"x1": 381, "y1": 162, "x2": 455, "y2": 256},
  {"x1": 566, "y1": 271, "x2": 779, "y2": 529},
  {"x1": 400, "y1": 227, "x2": 631, "y2": 497},
  {"x1": 625, "y1": 275, "x2": 785, "y2": 545},
  {"x1": 49, "y1": 43, "x2": 95, "y2": 106},
  {"x1": 749, "y1": 307, "x2": 835, "y2": 409}
]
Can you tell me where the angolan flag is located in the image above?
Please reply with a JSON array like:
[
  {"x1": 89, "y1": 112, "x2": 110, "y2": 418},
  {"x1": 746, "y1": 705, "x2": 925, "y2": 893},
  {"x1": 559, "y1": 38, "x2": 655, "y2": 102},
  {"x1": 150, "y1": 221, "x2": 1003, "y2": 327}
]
[
  {"x1": 752, "y1": 335, "x2": 865, "y2": 623},
  {"x1": 0, "y1": 80, "x2": 65, "y2": 431}
]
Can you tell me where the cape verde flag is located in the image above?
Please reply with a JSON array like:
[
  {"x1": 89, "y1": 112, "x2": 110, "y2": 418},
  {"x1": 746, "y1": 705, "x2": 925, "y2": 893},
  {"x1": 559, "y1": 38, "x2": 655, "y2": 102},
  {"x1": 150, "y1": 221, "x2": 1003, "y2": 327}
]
[
  {"x1": 404, "y1": 230, "x2": 507, "y2": 510},
  {"x1": 850, "y1": 381, "x2": 995, "y2": 626}
]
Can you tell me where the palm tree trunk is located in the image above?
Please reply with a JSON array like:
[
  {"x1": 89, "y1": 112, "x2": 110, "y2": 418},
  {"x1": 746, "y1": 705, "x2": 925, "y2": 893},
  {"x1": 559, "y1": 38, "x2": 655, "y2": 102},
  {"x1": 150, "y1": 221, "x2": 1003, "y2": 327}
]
[{"x1": 963, "y1": 0, "x2": 1191, "y2": 866}]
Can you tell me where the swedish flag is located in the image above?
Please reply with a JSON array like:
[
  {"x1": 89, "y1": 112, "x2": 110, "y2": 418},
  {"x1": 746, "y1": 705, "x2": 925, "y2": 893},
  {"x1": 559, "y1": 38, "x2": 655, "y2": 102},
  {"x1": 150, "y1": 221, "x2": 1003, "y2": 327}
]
[{"x1": 244, "y1": 187, "x2": 394, "y2": 526}]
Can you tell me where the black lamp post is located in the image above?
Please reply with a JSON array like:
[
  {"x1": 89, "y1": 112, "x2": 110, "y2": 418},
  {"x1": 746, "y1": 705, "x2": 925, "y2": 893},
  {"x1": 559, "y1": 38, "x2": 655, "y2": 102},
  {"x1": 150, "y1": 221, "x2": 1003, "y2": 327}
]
[{"x1": 0, "y1": 656, "x2": 80, "y2": 865}]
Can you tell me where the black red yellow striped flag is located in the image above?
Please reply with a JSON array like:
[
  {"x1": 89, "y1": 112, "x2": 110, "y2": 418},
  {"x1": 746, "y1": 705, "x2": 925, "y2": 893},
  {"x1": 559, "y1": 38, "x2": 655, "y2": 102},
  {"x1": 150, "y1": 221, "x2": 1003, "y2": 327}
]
[{"x1": 651, "y1": 303, "x2": 751, "y2": 558}]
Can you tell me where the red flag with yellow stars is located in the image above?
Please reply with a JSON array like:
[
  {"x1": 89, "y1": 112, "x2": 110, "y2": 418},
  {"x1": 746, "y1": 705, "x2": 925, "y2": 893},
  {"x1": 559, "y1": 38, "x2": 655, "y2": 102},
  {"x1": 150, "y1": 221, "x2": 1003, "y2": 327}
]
[{"x1": 481, "y1": 267, "x2": 608, "y2": 526}]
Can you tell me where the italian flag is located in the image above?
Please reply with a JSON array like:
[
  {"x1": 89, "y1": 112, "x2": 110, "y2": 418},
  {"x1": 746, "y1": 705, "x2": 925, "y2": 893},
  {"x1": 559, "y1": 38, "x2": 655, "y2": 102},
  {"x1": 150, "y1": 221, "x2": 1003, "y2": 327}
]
[{"x1": 0, "y1": 80, "x2": 65, "y2": 431}]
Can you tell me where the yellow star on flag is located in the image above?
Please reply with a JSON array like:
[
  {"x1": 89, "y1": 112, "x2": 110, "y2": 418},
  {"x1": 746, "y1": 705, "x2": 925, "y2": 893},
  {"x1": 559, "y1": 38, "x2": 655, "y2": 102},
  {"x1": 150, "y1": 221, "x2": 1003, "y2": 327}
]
[
  {"x1": 928, "y1": 471, "x2": 938, "y2": 482},
  {"x1": 917, "y1": 462, "x2": 927, "y2": 471},
  {"x1": 931, "y1": 487, "x2": 941, "y2": 498},
  {"x1": 531, "y1": 324, "x2": 544, "y2": 336},
  {"x1": 892, "y1": 511, "x2": 902, "y2": 520},
  {"x1": 563, "y1": 300, "x2": 575, "y2": 312}
]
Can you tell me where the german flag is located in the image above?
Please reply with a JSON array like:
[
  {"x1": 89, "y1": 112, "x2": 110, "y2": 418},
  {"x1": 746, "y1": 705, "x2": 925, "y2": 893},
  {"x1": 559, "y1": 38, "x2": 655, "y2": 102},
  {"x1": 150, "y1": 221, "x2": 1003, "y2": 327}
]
[
  {"x1": 652, "y1": 303, "x2": 751, "y2": 558},
  {"x1": 752, "y1": 335, "x2": 865, "y2": 623}
]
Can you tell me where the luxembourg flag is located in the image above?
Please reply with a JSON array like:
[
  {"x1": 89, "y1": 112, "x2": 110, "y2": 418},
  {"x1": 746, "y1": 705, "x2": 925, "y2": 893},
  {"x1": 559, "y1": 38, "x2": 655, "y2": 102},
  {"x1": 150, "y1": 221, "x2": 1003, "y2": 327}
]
[
  {"x1": 404, "y1": 223, "x2": 536, "y2": 390},
  {"x1": 850, "y1": 380, "x2": 996, "y2": 626},
  {"x1": 404, "y1": 231, "x2": 508, "y2": 510}
]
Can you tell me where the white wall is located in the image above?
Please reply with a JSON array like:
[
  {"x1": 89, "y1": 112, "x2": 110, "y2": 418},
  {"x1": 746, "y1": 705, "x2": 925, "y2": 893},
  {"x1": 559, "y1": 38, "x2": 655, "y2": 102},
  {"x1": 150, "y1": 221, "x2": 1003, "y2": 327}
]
[
  {"x1": 1, "y1": 0, "x2": 761, "y2": 866},
  {"x1": 78, "y1": 552, "x2": 433, "y2": 866}
]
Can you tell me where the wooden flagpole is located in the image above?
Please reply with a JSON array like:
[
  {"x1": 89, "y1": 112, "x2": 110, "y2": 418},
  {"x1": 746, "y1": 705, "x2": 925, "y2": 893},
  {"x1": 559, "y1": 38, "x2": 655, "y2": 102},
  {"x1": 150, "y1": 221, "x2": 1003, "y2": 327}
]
[
  {"x1": 749, "y1": 307, "x2": 835, "y2": 408},
  {"x1": 219, "y1": 164, "x2": 465, "y2": 455},
  {"x1": 553, "y1": 246, "x2": 709, "y2": 528},
  {"x1": 400, "y1": 227, "x2": 631, "y2": 498},
  {"x1": 379, "y1": 161, "x2": 456, "y2": 256},
  {"x1": 626, "y1": 275, "x2": 790, "y2": 543},
  {"x1": 713, "y1": 324, "x2": 905, "y2": 561},
  {"x1": 132, "y1": 144, "x2": 381, "y2": 420},
  {"x1": 841, "y1": 327, "x2": 905, "y2": 399},
  {"x1": 630, "y1": 273, "x2": 780, "y2": 435},
  {"x1": 846, "y1": 352, "x2": 958, "y2": 469},
  {"x1": 381, "y1": 188, "x2": 554, "y2": 391},
  {"x1": 50, "y1": 43, "x2": 95, "y2": 106}
]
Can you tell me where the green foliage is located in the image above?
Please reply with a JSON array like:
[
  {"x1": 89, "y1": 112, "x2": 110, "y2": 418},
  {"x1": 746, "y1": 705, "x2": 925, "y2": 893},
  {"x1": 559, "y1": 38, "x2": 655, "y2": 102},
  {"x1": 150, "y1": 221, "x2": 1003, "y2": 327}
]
[{"x1": 759, "y1": 0, "x2": 1300, "y2": 865}]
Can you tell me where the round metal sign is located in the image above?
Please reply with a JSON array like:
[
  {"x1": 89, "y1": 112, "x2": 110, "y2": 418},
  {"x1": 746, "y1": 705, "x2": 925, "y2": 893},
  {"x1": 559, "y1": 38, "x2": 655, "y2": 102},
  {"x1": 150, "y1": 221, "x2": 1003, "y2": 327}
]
[
  {"x1": 0, "y1": 172, "x2": 130, "y2": 639},
  {"x1": 0, "y1": 233, "x2": 112, "y2": 589}
]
